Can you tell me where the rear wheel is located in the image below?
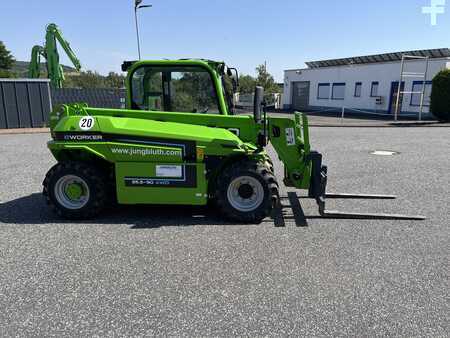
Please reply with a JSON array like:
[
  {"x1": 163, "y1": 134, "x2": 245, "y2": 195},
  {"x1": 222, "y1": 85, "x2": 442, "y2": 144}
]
[
  {"x1": 43, "y1": 162, "x2": 108, "y2": 219},
  {"x1": 216, "y1": 160, "x2": 279, "y2": 223}
]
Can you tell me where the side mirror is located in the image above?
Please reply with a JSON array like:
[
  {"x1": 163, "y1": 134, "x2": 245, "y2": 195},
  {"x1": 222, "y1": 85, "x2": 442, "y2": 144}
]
[
  {"x1": 254, "y1": 86, "x2": 264, "y2": 122},
  {"x1": 227, "y1": 67, "x2": 239, "y2": 92}
]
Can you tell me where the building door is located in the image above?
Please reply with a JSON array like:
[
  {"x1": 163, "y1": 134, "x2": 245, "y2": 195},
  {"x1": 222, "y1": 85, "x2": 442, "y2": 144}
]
[
  {"x1": 292, "y1": 81, "x2": 310, "y2": 110},
  {"x1": 389, "y1": 81, "x2": 405, "y2": 114}
]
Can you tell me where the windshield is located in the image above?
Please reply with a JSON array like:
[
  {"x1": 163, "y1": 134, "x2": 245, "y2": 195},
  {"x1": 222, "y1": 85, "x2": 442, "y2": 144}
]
[{"x1": 130, "y1": 65, "x2": 221, "y2": 114}]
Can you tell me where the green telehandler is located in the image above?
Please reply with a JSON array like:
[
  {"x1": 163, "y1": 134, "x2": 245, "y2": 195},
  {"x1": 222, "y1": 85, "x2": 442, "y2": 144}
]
[{"x1": 43, "y1": 59, "x2": 425, "y2": 223}]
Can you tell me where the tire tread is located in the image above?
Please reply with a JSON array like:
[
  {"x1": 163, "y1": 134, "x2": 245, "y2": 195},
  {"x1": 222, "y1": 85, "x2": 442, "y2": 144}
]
[
  {"x1": 43, "y1": 161, "x2": 108, "y2": 219},
  {"x1": 215, "y1": 159, "x2": 279, "y2": 223}
]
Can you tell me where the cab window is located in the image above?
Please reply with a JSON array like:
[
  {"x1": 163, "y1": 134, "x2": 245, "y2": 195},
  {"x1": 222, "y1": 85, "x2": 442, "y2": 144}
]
[{"x1": 131, "y1": 66, "x2": 221, "y2": 114}]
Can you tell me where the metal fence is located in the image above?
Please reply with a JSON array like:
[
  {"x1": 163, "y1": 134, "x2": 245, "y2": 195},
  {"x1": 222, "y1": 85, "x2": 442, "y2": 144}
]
[
  {"x1": 0, "y1": 80, "x2": 126, "y2": 129},
  {"x1": 51, "y1": 88, "x2": 126, "y2": 109},
  {"x1": 0, "y1": 79, "x2": 52, "y2": 129}
]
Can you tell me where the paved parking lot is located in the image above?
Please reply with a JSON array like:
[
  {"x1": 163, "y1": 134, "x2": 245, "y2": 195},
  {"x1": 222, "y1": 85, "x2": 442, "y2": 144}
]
[{"x1": 0, "y1": 127, "x2": 448, "y2": 336}]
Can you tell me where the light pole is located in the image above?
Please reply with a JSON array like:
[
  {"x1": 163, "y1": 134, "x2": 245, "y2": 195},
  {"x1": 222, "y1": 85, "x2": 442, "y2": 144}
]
[{"x1": 134, "y1": 0, "x2": 152, "y2": 60}]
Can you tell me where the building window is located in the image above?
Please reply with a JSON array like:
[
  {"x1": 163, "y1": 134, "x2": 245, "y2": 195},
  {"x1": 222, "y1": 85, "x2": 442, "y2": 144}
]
[
  {"x1": 354, "y1": 82, "x2": 362, "y2": 97},
  {"x1": 332, "y1": 83, "x2": 346, "y2": 100},
  {"x1": 317, "y1": 83, "x2": 330, "y2": 99},
  {"x1": 370, "y1": 82, "x2": 379, "y2": 97},
  {"x1": 410, "y1": 81, "x2": 432, "y2": 106}
]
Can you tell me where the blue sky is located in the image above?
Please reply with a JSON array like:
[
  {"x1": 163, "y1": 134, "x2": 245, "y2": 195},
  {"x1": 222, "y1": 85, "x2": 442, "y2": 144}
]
[{"x1": 1, "y1": 0, "x2": 449, "y2": 81}]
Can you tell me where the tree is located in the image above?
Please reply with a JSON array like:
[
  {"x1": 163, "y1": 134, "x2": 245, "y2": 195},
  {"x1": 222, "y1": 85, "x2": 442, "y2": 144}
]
[
  {"x1": 64, "y1": 71, "x2": 106, "y2": 88},
  {"x1": 0, "y1": 41, "x2": 16, "y2": 78},
  {"x1": 105, "y1": 72, "x2": 125, "y2": 88},
  {"x1": 238, "y1": 64, "x2": 280, "y2": 95},
  {"x1": 63, "y1": 71, "x2": 126, "y2": 89},
  {"x1": 430, "y1": 69, "x2": 450, "y2": 122},
  {"x1": 255, "y1": 64, "x2": 280, "y2": 94},
  {"x1": 238, "y1": 74, "x2": 256, "y2": 94},
  {"x1": 0, "y1": 69, "x2": 16, "y2": 78}
]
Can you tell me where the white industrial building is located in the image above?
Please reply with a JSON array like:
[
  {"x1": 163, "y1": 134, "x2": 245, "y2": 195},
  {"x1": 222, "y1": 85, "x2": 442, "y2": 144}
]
[{"x1": 283, "y1": 48, "x2": 450, "y2": 118}]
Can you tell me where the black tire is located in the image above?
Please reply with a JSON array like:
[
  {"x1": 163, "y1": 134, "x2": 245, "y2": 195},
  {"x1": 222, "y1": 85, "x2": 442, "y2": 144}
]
[
  {"x1": 43, "y1": 161, "x2": 108, "y2": 219},
  {"x1": 215, "y1": 160, "x2": 279, "y2": 223}
]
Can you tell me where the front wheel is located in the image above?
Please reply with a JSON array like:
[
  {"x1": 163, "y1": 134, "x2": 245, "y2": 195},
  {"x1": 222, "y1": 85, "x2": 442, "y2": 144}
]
[
  {"x1": 215, "y1": 160, "x2": 279, "y2": 223},
  {"x1": 43, "y1": 162, "x2": 108, "y2": 219}
]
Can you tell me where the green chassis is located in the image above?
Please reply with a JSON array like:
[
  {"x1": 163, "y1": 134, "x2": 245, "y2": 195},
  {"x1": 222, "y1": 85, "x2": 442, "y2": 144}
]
[{"x1": 48, "y1": 107, "x2": 313, "y2": 206}]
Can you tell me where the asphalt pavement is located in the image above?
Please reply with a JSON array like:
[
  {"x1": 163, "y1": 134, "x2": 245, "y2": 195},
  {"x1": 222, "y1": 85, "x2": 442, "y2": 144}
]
[{"x1": 0, "y1": 128, "x2": 448, "y2": 336}]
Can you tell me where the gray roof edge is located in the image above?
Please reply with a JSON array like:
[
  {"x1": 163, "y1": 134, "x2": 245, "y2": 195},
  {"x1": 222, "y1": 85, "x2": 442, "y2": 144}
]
[{"x1": 305, "y1": 48, "x2": 450, "y2": 68}]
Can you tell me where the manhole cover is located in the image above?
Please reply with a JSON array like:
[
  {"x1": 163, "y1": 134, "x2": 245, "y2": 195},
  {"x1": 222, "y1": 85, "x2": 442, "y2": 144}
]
[{"x1": 370, "y1": 150, "x2": 400, "y2": 156}]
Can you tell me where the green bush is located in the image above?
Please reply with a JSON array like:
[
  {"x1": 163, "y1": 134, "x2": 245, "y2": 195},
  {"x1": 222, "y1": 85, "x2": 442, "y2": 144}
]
[
  {"x1": 430, "y1": 69, "x2": 450, "y2": 122},
  {"x1": 0, "y1": 69, "x2": 16, "y2": 78}
]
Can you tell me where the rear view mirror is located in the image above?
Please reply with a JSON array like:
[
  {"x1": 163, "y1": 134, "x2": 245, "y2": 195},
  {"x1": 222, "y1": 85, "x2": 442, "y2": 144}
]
[
  {"x1": 227, "y1": 67, "x2": 239, "y2": 92},
  {"x1": 254, "y1": 86, "x2": 264, "y2": 123}
]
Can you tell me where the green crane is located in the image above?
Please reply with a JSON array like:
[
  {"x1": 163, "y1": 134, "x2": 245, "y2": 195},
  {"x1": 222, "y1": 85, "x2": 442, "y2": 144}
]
[{"x1": 28, "y1": 23, "x2": 81, "y2": 88}]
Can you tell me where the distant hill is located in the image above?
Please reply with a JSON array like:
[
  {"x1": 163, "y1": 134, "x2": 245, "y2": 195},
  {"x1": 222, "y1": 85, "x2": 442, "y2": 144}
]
[{"x1": 12, "y1": 61, "x2": 77, "y2": 77}]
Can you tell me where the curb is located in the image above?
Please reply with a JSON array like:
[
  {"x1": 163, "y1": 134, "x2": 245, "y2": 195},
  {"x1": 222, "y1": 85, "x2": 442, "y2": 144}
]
[{"x1": 0, "y1": 128, "x2": 50, "y2": 135}]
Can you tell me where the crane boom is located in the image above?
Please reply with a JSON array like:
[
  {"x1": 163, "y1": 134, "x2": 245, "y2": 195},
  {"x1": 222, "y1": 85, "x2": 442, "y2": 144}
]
[
  {"x1": 46, "y1": 23, "x2": 81, "y2": 71},
  {"x1": 28, "y1": 23, "x2": 81, "y2": 88},
  {"x1": 28, "y1": 45, "x2": 45, "y2": 79}
]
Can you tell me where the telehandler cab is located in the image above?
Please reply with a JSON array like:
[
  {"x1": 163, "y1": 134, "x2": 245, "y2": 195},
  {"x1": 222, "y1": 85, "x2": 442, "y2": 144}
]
[{"x1": 43, "y1": 59, "x2": 425, "y2": 223}]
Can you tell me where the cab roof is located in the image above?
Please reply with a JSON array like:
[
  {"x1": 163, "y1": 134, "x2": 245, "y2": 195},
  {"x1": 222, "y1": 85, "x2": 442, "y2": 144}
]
[{"x1": 121, "y1": 59, "x2": 224, "y2": 72}]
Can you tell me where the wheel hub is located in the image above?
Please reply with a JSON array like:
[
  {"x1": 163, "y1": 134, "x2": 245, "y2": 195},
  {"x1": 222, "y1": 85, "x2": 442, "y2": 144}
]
[
  {"x1": 65, "y1": 182, "x2": 84, "y2": 200},
  {"x1": 227, "y1": 176, "x2": 264, "y2": 212},
  {"x1": 238, "y1": 184, "x2": 254, "y2": 199},
  {"x1": 54, "y1": 175, "x2": 90, "y2": 210}
]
